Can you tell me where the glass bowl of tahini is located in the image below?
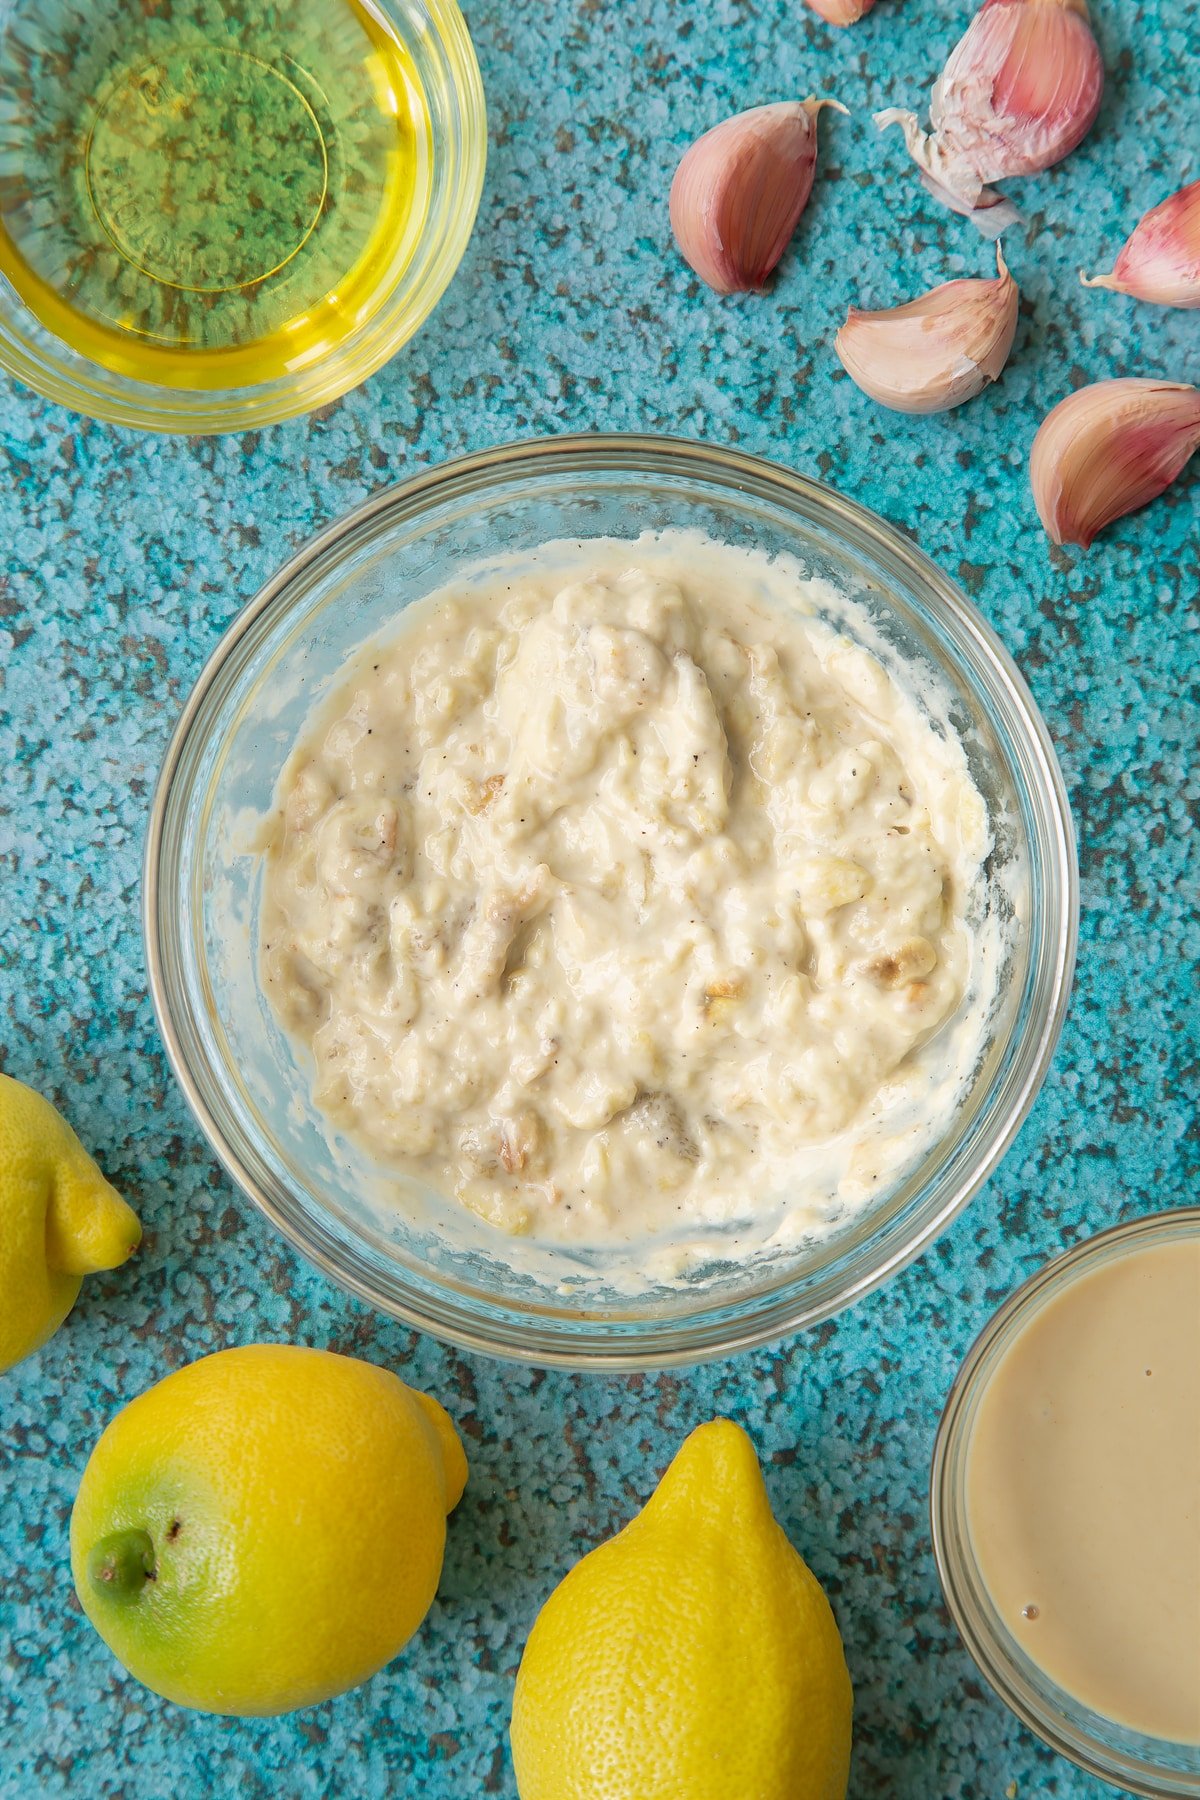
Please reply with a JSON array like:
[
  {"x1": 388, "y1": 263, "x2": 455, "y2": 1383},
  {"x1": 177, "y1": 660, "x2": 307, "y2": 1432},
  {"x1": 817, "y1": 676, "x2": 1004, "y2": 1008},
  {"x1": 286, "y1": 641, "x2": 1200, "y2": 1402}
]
[
  {"x1": 933, "y1": 1207, "x2": 1200, "y2": 1798},
  {"x1": 0, "y1": 0, "x2": 485, "y2": 431},
  {"x1": 144, "y1": 434, "x2": 1078, "y2": 1369}
]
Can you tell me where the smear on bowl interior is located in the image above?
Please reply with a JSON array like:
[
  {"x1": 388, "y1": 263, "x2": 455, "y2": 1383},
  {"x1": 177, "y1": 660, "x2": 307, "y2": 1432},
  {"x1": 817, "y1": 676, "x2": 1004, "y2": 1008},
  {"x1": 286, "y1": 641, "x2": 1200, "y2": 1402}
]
[
  {"x1": 0, "y1": 0, "x2": 430, "y2": 388},
  {"x1": 259, "y1": 534, "x2": 998, "y2": 1265}
]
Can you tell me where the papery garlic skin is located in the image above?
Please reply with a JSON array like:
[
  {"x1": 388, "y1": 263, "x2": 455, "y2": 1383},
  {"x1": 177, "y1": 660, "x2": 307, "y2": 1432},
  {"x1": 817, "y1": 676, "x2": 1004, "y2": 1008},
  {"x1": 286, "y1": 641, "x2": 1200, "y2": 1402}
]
[
  {"x1": 835, "y1": 245, "x2": 1019, "y2": 414},
  {"x1": 1081, "y1": 180, "x2": 1200, "y2": 309},
  {"x1": 876, "y1": 0, "x2": 1104, "y2": 230},
  {"x1": 670, "y1": 99, "x2": 845, "y2": 295},
  {"x1": 804, "y1": 0, "x2": 876, "y2": 25},
  {"x1": 874, "y1": 110, "x2": 1022, "y2": 238},
  {"x1": 1030, "y1": 380, "x2": 1200, "y2": 548}
]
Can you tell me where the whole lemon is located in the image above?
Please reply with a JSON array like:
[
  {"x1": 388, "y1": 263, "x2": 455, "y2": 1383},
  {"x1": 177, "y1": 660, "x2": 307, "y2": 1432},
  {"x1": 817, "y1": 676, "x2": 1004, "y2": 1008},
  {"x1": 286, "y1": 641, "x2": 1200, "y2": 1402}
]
[
  {"x1": 70, "y1": 1344, "x2": 467, "y2": 1715},
  {"x1": 0, "y1": 1073, "x2": 140, "y2": 1374},
  {"x1": 511, "y1": 1418, "x2": 852, "y2": 1800}
]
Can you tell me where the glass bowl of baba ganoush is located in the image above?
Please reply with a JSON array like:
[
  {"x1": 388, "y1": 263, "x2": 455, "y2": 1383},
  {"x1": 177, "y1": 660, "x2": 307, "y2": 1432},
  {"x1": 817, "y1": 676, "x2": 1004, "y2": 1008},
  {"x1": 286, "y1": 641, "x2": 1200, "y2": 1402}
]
[{"x1": 144, "y1": 434, "x2": 1078, "y2": 1368}]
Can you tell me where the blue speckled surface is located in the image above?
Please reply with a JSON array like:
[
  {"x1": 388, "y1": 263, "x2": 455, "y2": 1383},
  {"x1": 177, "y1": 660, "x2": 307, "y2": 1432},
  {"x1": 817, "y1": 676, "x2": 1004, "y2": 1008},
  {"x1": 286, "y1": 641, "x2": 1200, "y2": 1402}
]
[{"x1": 1, "y1": 2, "x2": 1197, "y2": 1795}]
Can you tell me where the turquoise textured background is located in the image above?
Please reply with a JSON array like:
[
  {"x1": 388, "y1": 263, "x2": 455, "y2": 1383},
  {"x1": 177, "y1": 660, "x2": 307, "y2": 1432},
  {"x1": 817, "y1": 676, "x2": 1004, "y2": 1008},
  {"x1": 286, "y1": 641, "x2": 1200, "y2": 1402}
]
[{"x1": 1, "y1": 1, "x2": 1197, "y2": 1795}]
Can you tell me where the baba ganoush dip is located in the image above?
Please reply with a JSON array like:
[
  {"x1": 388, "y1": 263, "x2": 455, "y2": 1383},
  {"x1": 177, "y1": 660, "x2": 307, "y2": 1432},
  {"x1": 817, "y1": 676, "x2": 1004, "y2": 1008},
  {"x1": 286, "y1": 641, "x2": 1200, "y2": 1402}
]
[{"x1": 260, "y1": 534, "x2": 996, "y2": 1256}]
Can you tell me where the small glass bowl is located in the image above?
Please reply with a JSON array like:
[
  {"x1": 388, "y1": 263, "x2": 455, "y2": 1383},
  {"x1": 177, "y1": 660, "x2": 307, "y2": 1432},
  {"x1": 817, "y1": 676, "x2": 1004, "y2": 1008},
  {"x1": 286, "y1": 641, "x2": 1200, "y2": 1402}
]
[
  {"x1": 144, "y1": 433, "x2": 1078, "y2": 1368},
  {"x1": 932, "y1": 1208, "x2": 1200, "y2": 1798},
  {"x1": 0, "y1": 0, "x2": 485, "y2": 433}
]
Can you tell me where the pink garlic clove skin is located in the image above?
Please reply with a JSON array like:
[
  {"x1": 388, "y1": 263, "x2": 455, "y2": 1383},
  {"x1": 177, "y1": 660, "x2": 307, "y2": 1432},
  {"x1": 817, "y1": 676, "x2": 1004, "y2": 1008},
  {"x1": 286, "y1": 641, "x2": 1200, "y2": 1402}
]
[
  {"x1": 1030, "y1": 379, "x2": 1200, "y2": 549},
  {"x1": 804, "y1": 0, "x2": 877, "y2": 25},
  {"x1": 835, "y1": 245, "x2": 1019, "y2": 414},
  {"x1": 669, "y1": 99, "x2": 845, "y2": 296},
  {"x1": 1081, "y1": 180, "x2": 1200, "y2": 309},
  {"x1": 876, "y1": 0, "x2": 1104, "y2": 225}
]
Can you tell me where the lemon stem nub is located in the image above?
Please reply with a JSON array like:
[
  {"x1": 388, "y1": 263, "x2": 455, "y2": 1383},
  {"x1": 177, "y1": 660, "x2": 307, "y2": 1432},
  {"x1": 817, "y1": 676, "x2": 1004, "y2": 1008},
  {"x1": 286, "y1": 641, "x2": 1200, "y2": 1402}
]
[{"x1": 87, "y1": 1530, "x2": 156, "y2": 1601}]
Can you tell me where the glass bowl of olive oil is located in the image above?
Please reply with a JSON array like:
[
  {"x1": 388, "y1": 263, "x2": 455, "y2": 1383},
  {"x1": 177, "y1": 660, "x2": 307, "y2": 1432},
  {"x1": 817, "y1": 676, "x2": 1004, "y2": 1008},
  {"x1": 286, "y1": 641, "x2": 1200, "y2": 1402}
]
[{"x1": 0, "y1": 0, "x2": 485, "y2": 431}]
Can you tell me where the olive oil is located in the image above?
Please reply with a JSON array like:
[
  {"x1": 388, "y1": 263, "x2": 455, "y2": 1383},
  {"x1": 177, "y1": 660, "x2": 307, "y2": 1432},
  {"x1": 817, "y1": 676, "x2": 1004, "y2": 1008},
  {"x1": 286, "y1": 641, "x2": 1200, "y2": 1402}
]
[{"x1": 0, "y1": 0, "x2": 430, "y2": 388}]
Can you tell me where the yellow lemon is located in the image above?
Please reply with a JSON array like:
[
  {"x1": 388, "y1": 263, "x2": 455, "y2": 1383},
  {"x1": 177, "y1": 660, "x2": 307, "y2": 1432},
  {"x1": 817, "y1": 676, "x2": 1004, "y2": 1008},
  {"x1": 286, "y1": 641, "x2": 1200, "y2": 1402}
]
[
  {"x1": 70, "y1": 1343, "x2": 468, "y2": 1715},
  {"x1": 0, "y1": 1072, "x2": 140, "y2": 1374},
  {"x1": 511, "y1": 1418, "x2": 853, "y2": 1800}
]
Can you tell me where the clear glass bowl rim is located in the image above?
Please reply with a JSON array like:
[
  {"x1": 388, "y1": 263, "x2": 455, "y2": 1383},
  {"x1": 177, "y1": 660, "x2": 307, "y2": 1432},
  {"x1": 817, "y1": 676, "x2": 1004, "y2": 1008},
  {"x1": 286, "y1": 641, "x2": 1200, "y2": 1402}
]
[
  {"x1": 930, "y1": 1206, "x2": 1200, "y2": 1797},
  {"x1": 144, "y1": 430, "x2": 1079, "y2": 1369},
  {"x1": 0, "y1": 0, "x2": 486, "y2": 433}
]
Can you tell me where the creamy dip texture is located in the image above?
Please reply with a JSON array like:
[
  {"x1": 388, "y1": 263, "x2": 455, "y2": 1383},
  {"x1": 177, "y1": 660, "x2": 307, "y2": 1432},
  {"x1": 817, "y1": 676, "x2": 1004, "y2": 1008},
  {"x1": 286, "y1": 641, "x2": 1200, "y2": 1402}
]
[{"x1": 261, "y1": 535, "x2": 994, "y2": 1254}]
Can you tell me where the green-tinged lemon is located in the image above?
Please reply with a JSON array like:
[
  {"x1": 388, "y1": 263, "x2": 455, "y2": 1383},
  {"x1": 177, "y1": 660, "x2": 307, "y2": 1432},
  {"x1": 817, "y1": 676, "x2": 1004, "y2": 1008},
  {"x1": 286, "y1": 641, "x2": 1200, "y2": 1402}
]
[{"x1": 71, "y1": 1343, "x2": 468, "y2": 1715}]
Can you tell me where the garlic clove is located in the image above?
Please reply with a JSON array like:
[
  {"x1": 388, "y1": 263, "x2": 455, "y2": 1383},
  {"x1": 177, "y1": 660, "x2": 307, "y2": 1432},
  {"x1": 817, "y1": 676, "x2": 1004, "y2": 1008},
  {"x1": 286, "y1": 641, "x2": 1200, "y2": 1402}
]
[
  {"x1": 835, "y1": 244, "x2": 1019, "y2": 414},
  {"x1": 876, "y1": 0, "x2": 1104, "y2": 229},
  {"x1": 804, "y1": 0, "x2": 877, "y2": 24},
  {"x1": 1029, "y1": 379, "x2": 1200, "y2": 548},
  {"x1": 670, "y1": 99, "x2": 846, "y2": 295},
  {"x1": 1081, "y1": 180, "x2": 1200, "y2": 309}
]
